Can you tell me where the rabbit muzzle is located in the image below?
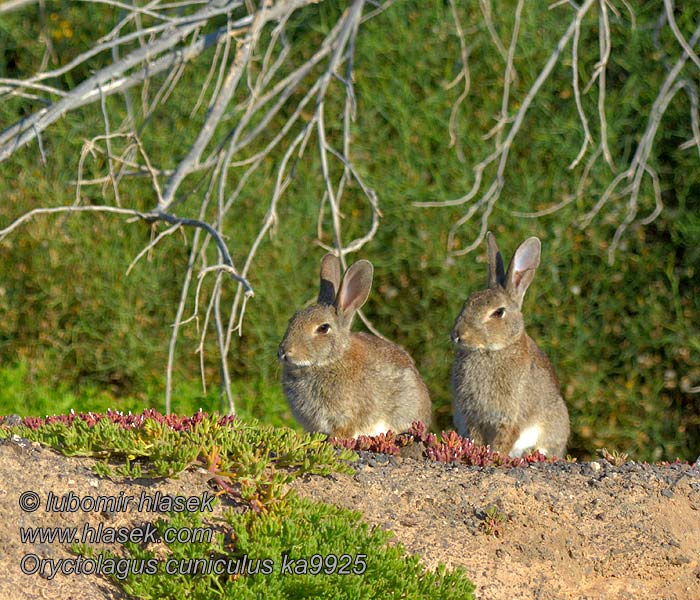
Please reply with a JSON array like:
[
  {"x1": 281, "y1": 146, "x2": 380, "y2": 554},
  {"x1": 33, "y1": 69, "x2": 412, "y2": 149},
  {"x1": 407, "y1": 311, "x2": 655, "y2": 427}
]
[
  {"x1": 451, "y1": 327, "x2": 501, "y2": 351},
  {"x1": 451, "y1": 325, "x2": 479, "y2": 348},
  {"x1": 277, "y1": 345, "x2": 287, "y2": 362},
  {"x1": 277, "y1": 344, "x2": 313, "y2": 367}
]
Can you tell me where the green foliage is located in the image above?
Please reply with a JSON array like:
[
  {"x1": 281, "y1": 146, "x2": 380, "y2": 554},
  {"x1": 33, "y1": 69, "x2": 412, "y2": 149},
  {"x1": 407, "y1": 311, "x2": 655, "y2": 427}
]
[
  {"x1": 6, "y1": 412, "x2": 355, "y2": 506},
  {"x1": 115, "y1": 498, "x2": 475, "y2": 599},
  {"x1": 0, "y1": 362, "x2": 290, "y2": 427},
  {"x1": 0, "y1": 362, "x2": 146, "y2": 416},
  {"x1": 0, "y1": 1, "x2": 698, "y2": 462},
  {"x1": 4, "y1": 412, "x2": 474, "y2": 597}
]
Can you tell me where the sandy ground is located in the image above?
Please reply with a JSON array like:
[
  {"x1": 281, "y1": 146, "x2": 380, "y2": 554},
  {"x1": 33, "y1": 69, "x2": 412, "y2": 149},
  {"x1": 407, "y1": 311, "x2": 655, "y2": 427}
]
[{"x1": 1, "y1": 434, "x2": 699, "y2": 600}]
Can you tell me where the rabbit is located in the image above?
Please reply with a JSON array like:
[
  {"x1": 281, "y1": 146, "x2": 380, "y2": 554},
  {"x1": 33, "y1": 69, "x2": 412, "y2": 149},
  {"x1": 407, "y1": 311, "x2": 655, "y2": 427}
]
[
  {"x1": 450, "y1": 232, "x2": 569, "y2": 458},
  {"x1": 278, "y1": 253, "x2": 432, "y2": 439}
]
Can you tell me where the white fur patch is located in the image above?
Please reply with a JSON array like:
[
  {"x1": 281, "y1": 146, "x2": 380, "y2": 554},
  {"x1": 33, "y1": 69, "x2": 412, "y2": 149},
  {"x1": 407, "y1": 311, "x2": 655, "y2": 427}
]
[
  {"x1": 510, "y1": 424, "x2": 542, "y2": 457},
  {"x1": 354, "y1": 421, "x2": 389, "y2": 438},
  {"x1": 290, "y1": 359, "x2": 312, "y2": 367}
]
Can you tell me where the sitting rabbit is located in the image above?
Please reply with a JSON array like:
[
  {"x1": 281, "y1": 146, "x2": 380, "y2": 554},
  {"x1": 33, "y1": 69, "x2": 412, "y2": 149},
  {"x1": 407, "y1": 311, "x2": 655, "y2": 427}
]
[
  {"x1": 278, "y1": 254, "x2": 432, "y2": 438},
  {"x1": 451, "y1": 232, "x2": 569, "y2": 457}
]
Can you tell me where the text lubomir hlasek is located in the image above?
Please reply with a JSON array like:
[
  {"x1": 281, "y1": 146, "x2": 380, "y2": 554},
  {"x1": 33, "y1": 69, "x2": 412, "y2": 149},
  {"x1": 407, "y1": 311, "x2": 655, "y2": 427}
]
[{"x1": 43, "y1": 490, "x2": 215, "y2": 513}]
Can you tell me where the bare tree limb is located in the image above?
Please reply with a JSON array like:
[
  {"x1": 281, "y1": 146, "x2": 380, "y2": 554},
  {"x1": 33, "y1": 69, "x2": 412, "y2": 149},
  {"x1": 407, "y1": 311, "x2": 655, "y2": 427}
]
[
  {"x1": 0, "y1": 4, "x2": 250, "y2": 159},
  {"x1": 580, "y1": 23, "x2": 700, "y2": 263},
  {"x1": 160, "y1": 0, "x2": 319, "y2": 210},
  {"x1": 416, "y1": 0, "x2": 596, "y2": 256},
  {"x1": 0, "y1": 204, "x2": 252, "y2": 293}
]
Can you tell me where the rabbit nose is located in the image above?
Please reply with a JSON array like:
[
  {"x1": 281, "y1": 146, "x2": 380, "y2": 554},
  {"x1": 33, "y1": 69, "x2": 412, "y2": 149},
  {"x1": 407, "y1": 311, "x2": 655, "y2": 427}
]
[
  {"x1": 451, "y1": 332, "x2": 461, "y2": 345},
  {"x1": 277, "y1": 346, "x2": 286, "y2": 362}
]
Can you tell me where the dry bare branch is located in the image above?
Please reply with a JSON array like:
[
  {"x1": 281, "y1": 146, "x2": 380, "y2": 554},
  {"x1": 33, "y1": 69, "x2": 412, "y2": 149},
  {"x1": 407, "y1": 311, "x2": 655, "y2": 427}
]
[
  {"x1": 1, "y1": 0, "x2": 394, "y2": 412},
  {"x1": 0, "y1": 5, "x2": 251, "y2": 160},
  {"x1": 416, "y1": 0, "x2": 596, "y2": 256},
  {"x1": 418, "y1": 0, "x2": 698, "y2": 264},
  {"x1": 446, "y1": 0, "x2": 472, "y2": 159},
  {"x1": 664, "y1": 0, "x2": 700, "y2": 73},
  {"x1": 580, "y1": 23, "x2": 700, "y2": 263}
]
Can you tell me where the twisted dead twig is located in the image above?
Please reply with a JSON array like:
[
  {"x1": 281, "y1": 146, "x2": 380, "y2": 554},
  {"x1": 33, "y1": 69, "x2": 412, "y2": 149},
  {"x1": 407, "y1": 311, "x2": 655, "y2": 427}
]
[
  {"x1": 580, "y1": 22, "x2": 700, "y2": 263},
  {"x1": 663, "y1": 0, "x2": 700, "y2": 73},
  {"x1": 417, "y1": 0, "x2": 698, "y2": 264},
  {"x1": 0, "y1": 205, "x2": 251, "y2": 292},
  {"x1": 594, "y1": 0, "x2": 615, "y2": 170},
  {"x1": 0, "y1": 199, "x2": 251, "y2": 417},
  {"x1": 445, "y1": 0, "x2": 472, "y2": 161},
  {"x1": 416, "y1": 0, "x2": 596, "y2": 256}
]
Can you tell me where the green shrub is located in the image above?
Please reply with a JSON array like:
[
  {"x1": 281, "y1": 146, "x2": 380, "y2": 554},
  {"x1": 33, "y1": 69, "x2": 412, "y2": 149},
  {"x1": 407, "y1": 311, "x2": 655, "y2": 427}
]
[
  {"x1": 1, "y1": 1, "x2": 698, "y2": 461},
  {"x1": 117, "y1": 499, "x2": 475, "y2": 600}
]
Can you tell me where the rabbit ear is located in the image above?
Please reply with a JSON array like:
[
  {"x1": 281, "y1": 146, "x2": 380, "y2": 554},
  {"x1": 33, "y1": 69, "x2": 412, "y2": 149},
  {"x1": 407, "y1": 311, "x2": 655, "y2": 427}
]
[
  {"x1": 505, "y1": 237, "x2": 541, "y2": 309},
  {"x1": 318, "y1": 253, "x2": 341, "y2": 305},
  {"x1": 486, "y1": 231, "x2": 506, "y2": 289},
  {"x1": 335, "y1": 259, "x2": 373, "y2": 328}
]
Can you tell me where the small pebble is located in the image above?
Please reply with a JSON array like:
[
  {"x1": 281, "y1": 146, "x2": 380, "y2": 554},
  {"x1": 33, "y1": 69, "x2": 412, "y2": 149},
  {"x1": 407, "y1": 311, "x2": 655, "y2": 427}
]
[{"x1": 3, "y1": 414, "x2": 22, "y2": 427}]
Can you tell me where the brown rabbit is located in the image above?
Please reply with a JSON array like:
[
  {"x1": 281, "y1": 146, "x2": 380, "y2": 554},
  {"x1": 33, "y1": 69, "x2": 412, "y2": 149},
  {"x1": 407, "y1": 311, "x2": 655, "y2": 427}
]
[
  {"x1": 451, "y1": 232, "x2": 569, "y2": 457},
  {"x1": 278, "y1": 254, "x2": 432, "y2": 438}
]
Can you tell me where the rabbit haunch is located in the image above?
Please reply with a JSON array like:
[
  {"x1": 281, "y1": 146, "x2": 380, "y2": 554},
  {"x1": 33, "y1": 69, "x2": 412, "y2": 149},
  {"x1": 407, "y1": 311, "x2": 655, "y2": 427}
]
[
  {"x1": 451, "y1": 233, "x2": 570, "y2": 458},
  {"x1": 278, "y1": 254, "x2": 432, "y2": 439}
]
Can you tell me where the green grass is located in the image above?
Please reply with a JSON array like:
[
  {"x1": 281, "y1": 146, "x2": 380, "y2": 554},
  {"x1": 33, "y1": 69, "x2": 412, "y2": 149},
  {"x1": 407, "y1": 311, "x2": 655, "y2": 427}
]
[{"x1": 0, "y1": 362, "x2": 292, "y2": 428}]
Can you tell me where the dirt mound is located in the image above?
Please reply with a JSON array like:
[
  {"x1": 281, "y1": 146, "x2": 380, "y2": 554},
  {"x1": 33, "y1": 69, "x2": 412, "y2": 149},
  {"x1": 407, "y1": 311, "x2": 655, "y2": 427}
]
[
  {"x1": 1, "y1": 436, "x2": 699, "y2": 599},
  {"x1": 293, "y1": 453, "x2": 700, "y2": 599}
]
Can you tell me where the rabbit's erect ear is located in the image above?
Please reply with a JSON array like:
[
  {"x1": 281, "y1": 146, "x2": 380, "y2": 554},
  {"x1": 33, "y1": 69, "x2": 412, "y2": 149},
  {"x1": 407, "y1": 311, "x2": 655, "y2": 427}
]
[
  {"x1": 335, "y1": 259, "x2": 373, "y2": 328},
  {"x1": 486, "y1": 231, "x2": 506, "y2": 289},
  {"x1": 505, "y1": 237, "x2": 541, "y2": 309},
  {"x1": 318, "y1": 253, "x2": 341, "y2": 305}
]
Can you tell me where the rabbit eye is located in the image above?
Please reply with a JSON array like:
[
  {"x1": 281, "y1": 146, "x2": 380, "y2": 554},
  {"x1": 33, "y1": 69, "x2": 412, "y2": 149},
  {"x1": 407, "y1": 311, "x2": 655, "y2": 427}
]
[
  {"x1": 315, "y1": 323, "x2": 331, "y2": 335},
  {"x1": 490, "y1": 307, "x2": 506, "y2": 319}
]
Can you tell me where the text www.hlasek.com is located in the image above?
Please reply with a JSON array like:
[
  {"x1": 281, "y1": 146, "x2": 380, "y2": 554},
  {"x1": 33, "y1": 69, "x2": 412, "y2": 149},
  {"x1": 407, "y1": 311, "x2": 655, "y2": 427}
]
[
  {"x1": 18, "y1": 490, "x2": 367, "y2": 580},
  {"x1": 20, "y1": 521, "x2": 211, "y2": 545}
]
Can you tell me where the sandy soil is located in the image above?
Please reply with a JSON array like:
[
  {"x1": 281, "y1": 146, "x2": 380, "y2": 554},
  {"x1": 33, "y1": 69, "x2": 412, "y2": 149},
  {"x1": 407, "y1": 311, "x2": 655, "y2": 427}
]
[
  {"x1": 293, "y1": 452, "x2": 700, "y2": 599},
  {"x1": 1, "y1": 434, "x2": 699, "y2": 600}
]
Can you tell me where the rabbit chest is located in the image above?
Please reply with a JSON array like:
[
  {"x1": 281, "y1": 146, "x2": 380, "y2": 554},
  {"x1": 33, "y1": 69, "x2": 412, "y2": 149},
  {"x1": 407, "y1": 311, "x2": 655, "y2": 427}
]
[
  {"x1": 451, "y1": 340, "x2": 530, "y2": 425},
  {"x1": 281, "y1": 339, "x2": 392, "y2": 433},
  {"x1": 282, "y1": 363, "x2": 356, "y2": 433},
  {"x1": 282, "y1": 334, "x2": 428, "y2": 437}
]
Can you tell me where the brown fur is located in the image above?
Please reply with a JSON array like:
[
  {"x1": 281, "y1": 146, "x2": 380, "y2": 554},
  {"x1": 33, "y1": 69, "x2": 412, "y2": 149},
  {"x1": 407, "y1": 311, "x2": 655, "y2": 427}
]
[
  {"x1": 279, "y1": 255, "x2": 432, "y2": 438},
  {"x1": 451, "y1": 233, "x2": 570, "y2": 457}
]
